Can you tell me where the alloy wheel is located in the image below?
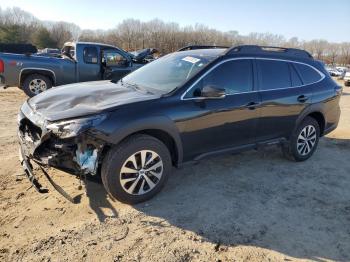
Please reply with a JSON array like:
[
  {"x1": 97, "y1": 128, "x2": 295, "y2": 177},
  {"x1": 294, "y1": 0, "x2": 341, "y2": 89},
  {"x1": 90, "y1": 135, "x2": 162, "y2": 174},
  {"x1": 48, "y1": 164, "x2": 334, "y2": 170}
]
[
  {"x1": 297, "y1": 125, "x2": 317, "y2": 156},
  {"x1": 29, "y1": 79, "x2": 47, "y2": 95},
  {"x1": 119, "y1": 150, "x2": 163, "y2": 195}
]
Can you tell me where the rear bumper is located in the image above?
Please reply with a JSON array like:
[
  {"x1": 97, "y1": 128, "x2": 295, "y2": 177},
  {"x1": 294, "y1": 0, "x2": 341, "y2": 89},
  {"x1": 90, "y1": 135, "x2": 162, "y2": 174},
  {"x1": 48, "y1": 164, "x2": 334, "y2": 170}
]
[
  {"x1": 323, "y1": 122, "x2": 338, "y2": 136},
  {"x1": 0, "y1": 75, "x2": 8, "y2": 88},
  {"x1": 323, "y1": 104, "x2": 340, "y2": 136}
]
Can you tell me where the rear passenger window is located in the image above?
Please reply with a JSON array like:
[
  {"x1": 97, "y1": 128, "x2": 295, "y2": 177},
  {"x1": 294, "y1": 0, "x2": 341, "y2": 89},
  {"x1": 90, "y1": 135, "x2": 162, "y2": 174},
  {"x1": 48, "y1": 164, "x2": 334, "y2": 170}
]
[
  {"x1": 83, "y1": 47, "x2": 98, "y2": 64},
  {"x1": 294, "y1": 63, "x2": 322, "y2": 85},
  {"x1": 258, "y1": 60, "x2": 291, "y2": 90},
  {"x1": 289, "y1": 64, "x2": 302, "y2": 86},
  {"x1": 197, "y1": 59, "x2": 253, "y2": 95}
]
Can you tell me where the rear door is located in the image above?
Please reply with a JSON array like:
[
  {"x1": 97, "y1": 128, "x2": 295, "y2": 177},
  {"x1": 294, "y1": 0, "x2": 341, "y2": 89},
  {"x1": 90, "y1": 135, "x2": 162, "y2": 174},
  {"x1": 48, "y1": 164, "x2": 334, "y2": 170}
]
[{"x1": 255, "y1": 59, "x2": 312, "y2": 141}]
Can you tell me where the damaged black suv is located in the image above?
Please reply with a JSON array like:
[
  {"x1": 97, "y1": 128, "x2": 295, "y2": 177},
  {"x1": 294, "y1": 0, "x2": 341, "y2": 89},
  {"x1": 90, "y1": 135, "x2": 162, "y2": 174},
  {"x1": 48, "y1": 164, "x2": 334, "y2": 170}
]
[{"x1": 18, "y1": 45, "x2": 341, "y2": 204}]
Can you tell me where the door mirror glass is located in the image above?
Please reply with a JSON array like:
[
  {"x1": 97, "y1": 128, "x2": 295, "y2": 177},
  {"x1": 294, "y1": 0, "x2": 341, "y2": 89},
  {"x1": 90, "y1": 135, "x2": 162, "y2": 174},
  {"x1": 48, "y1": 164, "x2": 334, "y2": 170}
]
[{"x1": 200, "y1": 85, "x2": 226, "y2": 99}]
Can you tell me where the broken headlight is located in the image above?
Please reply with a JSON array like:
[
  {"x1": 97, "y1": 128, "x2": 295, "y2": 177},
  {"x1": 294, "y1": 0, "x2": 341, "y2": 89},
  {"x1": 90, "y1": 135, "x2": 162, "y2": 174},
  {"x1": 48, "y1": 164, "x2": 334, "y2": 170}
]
[{"x1": 46, "y1": 114, "x2": 107, "y2": 138}]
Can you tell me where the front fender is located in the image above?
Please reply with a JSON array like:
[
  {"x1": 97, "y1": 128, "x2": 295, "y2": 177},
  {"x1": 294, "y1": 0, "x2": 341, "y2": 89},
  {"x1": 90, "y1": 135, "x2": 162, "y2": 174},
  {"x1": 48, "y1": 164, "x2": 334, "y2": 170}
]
[{"x1": 97, "y1": 115, "x2": 184, "y2": 165}]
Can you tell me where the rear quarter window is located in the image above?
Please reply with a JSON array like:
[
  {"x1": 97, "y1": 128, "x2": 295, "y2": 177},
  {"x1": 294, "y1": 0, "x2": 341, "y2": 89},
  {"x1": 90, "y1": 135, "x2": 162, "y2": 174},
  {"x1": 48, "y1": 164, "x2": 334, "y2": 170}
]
[
  {"x1": 294, "y1": 63, "x2": 322, "y2": 85},
  {"x1": 289, "y1": 63, "x2": 303, "y2": 86},
  {"x1": 83, "y1": 47, "x2": 98, "y2": 64},
  {"x1": 257, "y1": 60, "x2": 291, "y2": 90}
]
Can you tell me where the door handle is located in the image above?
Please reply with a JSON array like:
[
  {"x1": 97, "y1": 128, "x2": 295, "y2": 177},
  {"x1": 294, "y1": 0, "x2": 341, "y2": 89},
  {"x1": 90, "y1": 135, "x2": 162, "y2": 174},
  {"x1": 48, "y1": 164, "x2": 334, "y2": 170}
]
[
  {"x1": 245, "y1": 102, "x2": 260, "y2": 110},
  {"x1": 297, "y1": 95, "x2": 309, "y2": 103}
]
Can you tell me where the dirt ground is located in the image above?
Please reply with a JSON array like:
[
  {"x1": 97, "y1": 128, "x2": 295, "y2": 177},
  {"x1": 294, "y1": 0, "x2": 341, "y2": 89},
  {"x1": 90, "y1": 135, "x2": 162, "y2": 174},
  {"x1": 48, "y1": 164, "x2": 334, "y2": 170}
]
[{"x1": 0, "y1": 81, "x2": 349, "y2": 262}]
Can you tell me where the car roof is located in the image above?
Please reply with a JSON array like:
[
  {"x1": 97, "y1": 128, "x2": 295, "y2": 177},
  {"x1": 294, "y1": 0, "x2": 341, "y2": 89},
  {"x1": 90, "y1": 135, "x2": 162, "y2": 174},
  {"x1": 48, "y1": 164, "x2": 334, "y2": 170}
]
[
  {"x1": 75, "y1": 42, "x2": 118, "y2": 49},
  {"x1": 176, "y1": 48, "x2": 227, "y2": 57},
  {"x1": 177, "y1": 45, "x2": 314, "y2": 64},
  {"x1": 63, "y1": 41, "x2": 122, "y2": 50}
]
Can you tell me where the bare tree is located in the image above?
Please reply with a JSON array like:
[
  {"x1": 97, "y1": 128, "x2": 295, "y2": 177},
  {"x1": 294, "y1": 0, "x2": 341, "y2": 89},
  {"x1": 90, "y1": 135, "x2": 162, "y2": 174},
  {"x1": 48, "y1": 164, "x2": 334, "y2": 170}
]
[
  {"x1": 326, "y1": 43, "x2": 340, "y2": 65},
  {"x1": 49, "y1": 22, "x2": 78, "y2": 47},
  {"x1": 1, "y1": 6, "x2": 349, "y2": 66},
  {"x1": 305, "y1": 40, "x2": 328, "y2": 60},
  {"x1": 117, "y1": 19, "x2": 142, "y2": 50},
  {"x1": 339, "y1": 42, "x2": 350, "y2": 65},
  {"x1": 285, "y1": 37, "x2": 300, "y2": 48}
]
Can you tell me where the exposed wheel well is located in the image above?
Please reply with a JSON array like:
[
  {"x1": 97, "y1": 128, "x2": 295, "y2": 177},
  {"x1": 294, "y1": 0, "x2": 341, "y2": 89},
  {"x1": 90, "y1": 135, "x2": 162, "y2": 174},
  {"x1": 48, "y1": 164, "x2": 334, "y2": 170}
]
[
  {"x1": 307, "y1": 112, "x2": 325, "y2": 136},
  {"x1": 20, "y1": 70, "x2": 55, "y2": 87}
]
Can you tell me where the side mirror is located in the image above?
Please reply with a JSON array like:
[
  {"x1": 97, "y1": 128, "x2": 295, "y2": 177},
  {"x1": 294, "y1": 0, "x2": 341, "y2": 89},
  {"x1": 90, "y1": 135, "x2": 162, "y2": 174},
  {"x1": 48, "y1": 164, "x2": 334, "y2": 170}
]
[{"x1": 200, "y1": 85, "x2": 226, "y2": 99}]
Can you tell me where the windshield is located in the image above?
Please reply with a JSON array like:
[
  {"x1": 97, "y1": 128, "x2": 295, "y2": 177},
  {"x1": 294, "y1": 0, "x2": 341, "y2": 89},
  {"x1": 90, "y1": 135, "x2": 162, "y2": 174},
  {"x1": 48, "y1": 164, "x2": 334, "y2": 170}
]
[{"x1": 121, "y1": 51, "x2": 220, "y2": 94}]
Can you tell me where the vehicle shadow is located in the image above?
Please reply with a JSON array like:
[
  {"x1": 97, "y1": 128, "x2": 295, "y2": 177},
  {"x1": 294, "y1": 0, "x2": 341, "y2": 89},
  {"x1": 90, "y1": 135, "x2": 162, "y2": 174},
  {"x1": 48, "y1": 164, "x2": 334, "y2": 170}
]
[
  {"x1": 85, "y1": 175, "x2": 118, "y2": 222},
  {"x1": 132, "y1": 139, "x2": 350, "y2": 261}
]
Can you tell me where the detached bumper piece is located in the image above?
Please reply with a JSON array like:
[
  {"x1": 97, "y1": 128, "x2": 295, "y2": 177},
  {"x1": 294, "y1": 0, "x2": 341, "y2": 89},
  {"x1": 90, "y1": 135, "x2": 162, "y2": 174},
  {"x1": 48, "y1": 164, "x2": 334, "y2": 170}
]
[
  {"x1": 19, "y1": 147, "x2": 48, "y2": 193},
  {"x1": 17, "y1": 114, "x2": 102, "y2": 203},
  {"x1": 19, "y1": 147, "x2": 79, "y2": 203}
]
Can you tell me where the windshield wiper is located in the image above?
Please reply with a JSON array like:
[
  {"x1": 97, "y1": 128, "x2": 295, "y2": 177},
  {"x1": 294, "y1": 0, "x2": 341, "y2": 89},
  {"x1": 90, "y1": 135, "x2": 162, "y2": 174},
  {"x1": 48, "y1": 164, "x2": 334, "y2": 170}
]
[
  {"x1": 111, "y1": 78, "x2": 123, "y2": 84},
  {"x1": 124, "y1": 82, "x2": 153, "y2": 95}
]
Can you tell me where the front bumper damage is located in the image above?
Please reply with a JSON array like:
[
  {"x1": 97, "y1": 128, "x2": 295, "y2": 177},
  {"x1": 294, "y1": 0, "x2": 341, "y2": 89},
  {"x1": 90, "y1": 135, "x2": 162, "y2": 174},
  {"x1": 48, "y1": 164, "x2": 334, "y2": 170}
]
[
  {"x1": 18, "y1": 111, "x2": 105, "y2": 200},
  {"x1": 19, "y1": 146, "x2": 48, "y2": 193}
]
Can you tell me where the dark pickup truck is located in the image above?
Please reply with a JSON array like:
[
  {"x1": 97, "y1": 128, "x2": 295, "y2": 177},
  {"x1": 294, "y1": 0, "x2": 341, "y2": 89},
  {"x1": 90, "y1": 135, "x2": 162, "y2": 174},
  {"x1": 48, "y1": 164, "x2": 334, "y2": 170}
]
[{"x1": 0, "y1": 42, "x2": 146, "y2": 97}]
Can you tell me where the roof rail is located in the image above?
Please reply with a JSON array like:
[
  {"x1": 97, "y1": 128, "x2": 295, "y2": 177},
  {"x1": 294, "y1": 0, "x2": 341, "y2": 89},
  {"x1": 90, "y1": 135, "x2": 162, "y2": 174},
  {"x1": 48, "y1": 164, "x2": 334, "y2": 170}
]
[
  {"x1": 225, "y1": 45, "x2": 313, "y2": 59},
  {"x1": 177, "y1": 45, "x2": 229, "y2": 52}
]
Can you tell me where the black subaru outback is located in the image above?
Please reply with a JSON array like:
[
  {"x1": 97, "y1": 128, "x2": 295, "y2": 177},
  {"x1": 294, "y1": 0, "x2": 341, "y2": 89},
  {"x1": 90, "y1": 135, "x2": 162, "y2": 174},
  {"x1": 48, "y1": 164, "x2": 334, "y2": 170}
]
[{"x1": 18, "y1": 45, "x2": 341, "y2": 204}]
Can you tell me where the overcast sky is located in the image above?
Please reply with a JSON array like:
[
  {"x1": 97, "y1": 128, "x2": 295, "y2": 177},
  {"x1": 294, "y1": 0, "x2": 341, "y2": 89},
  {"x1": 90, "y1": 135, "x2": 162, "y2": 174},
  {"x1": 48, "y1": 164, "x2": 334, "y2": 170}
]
[{"x1": 1, "y1": 0, "x2": 349, "y2": 42}]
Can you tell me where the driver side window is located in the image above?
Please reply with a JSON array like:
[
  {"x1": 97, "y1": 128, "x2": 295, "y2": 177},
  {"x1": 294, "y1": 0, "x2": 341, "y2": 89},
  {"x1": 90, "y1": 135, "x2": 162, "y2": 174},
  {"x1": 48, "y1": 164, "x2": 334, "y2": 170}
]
[
  {"x1": 186, "y1": 59, "x2": 254, "y2": 97},
  {"x1": 103, "y1": 49, "x2": 128, "y2": 67}
]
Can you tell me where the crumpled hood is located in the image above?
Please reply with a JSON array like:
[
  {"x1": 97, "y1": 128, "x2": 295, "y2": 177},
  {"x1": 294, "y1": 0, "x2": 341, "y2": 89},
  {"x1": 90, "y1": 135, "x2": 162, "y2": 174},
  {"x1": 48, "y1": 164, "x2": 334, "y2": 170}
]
[{"x1": 27, "y1": 80, "x2": 159, "y2": 121}]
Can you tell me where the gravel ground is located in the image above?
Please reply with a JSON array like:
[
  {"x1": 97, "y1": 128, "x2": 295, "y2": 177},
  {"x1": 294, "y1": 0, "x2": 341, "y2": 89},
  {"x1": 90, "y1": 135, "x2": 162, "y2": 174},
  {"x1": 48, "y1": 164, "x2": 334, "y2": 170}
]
[{"x1": 0, "y1": 81, "x2": 349, "y2": 262}]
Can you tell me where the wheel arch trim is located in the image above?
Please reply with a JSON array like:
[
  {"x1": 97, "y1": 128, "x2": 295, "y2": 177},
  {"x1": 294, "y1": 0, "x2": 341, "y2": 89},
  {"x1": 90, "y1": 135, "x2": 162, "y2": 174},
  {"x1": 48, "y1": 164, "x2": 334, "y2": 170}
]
[
  {"x1": 104, "y1": 116, "x2": 184, "y2": 166},
  {"x1": 19, "y1": 68, "x2": 56, "y2": 87},
  {"x1": 295, "y1": 104, "x2": 326, "y2": 136}
]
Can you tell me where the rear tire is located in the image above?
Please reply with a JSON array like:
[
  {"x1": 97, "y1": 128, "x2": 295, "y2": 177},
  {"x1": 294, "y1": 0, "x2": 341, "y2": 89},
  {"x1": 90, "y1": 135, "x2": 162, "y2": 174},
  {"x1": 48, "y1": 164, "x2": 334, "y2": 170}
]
[
  {"x1": 282, "y1": 117, "x2": 320, "y2": 162},
  {"x1": 22, "y1": 74, "x2": 52, "y2": 97},
  {"x1": 101, "y1": 134, "x2": 172, "y2": 204}
]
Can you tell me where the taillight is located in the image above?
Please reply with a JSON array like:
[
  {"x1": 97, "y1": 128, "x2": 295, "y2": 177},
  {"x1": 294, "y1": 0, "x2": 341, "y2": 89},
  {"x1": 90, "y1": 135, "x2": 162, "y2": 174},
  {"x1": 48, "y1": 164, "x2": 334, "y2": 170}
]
[
  {"x1": 0, "y1": 59, "x2": 4, "y2": 73},
  {"x1": 335, "y1": 85, "x2": 342, "y2": 96}
]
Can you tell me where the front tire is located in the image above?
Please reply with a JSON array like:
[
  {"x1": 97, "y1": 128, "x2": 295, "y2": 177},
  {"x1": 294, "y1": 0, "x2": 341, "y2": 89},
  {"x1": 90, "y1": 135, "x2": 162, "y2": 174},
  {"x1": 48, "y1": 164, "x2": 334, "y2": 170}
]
[
  {"x1": 22, "y1": 74, "x2": 52, "y2": 97},
  {"x1": 283, "y1": 117, "x2": 320, "y2": 161},
  {"x1": 101, "y1": 135, "x2": 172, "y2": 204}
]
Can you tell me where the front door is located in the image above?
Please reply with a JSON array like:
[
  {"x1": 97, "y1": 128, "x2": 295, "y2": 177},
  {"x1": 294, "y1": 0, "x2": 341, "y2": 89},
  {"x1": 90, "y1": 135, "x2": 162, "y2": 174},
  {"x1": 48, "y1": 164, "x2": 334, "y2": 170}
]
[
  {"x1": 181, "y1": 59, "x2": 261, "y2": 160},
  {"x1": 102, "y1": 49, "x2": 132, "y2": 81}
]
